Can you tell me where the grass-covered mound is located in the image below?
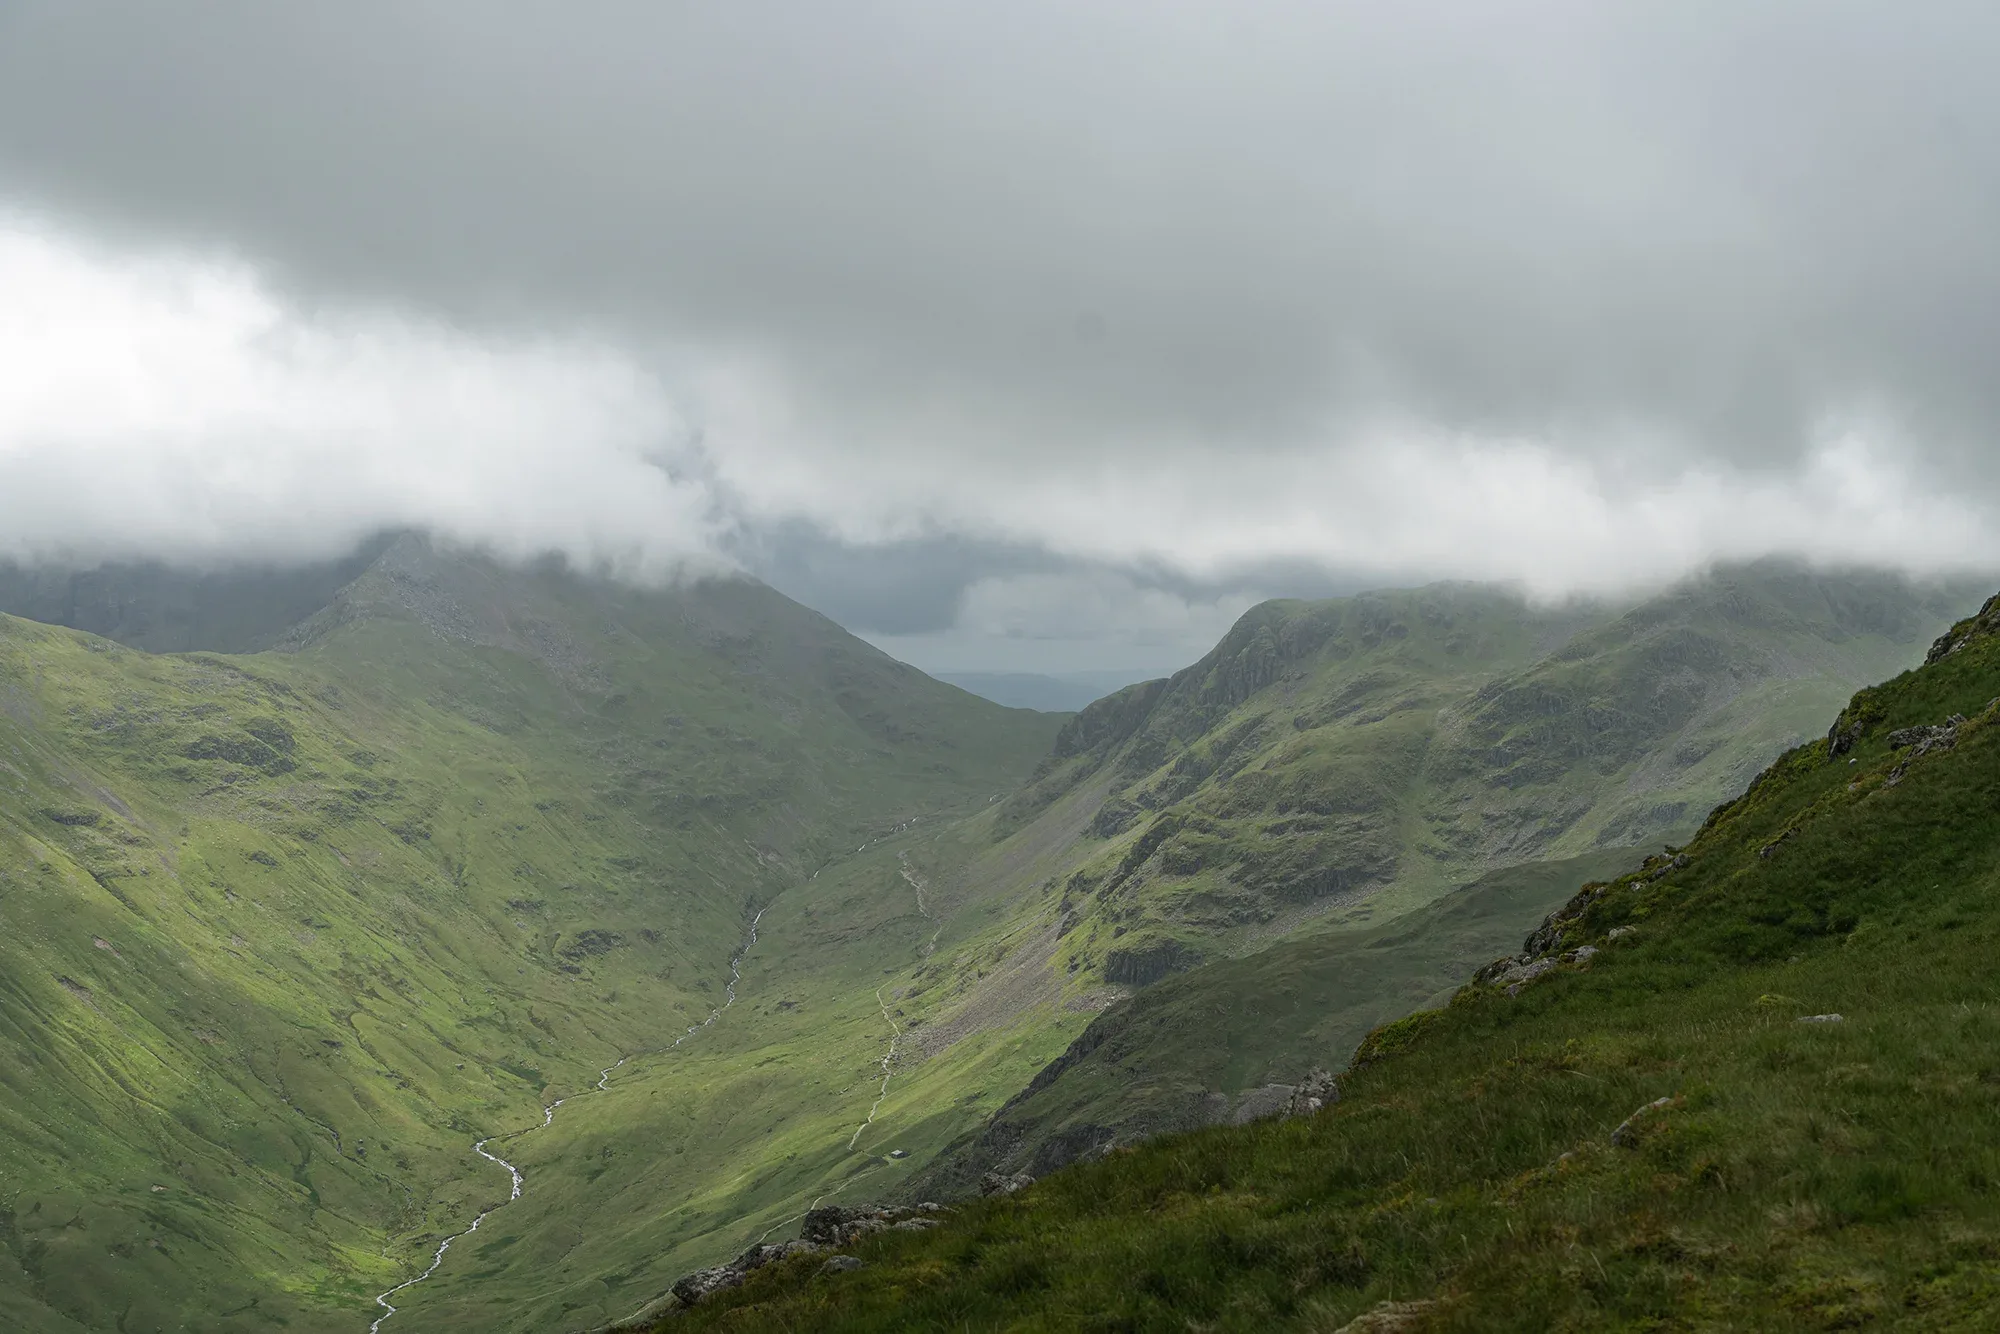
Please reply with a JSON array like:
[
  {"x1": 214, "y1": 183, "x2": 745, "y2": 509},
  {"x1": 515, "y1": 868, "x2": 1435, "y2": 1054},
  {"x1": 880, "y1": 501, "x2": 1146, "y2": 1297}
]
[{"x1": 664, "y1": 594, "x2": 2000, "y2": 1330}]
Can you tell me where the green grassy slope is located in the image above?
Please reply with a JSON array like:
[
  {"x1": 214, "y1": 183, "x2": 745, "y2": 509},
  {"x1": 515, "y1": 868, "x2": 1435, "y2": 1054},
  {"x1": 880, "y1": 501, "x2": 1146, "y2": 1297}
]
[
  {"x1": 666, "y1": 592, "x2": 2000, "y2": 1331},
  {"x1": 0, "y1": 538, "x2": 1062, "y2": 1333},
  {"x1": 987, "y1": 564, "x2": 1975, "y2": 991}
]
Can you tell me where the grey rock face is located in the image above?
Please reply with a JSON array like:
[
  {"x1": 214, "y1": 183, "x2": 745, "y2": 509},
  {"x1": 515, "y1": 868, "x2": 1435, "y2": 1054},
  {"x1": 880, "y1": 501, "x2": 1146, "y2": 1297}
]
[
  {"x1": 1925, "y1": 594, "x2": 2000, "y2": 664},
  {"x1": 1102, "y1": 936, "x2": 1204, "y2": 987},
  {"x1": 1886, "y1": 717, "x2": 1964, "y2": 786},
  {"x1": 1284, "y1": 1067, "x2": 1339, "y2": 1117},
  {"x1": 800, "y1": 1202, "x2": 947, "y2": 1249},
  {"x1": 670, "y1": 1265, "x2": 746, "y2": 1307},
  {"x1": 663, "y1": 1203, "x2": 946, "y2": 1308},
  {"x1": 1497, "y1": 958, "x2": 1557, "y2": 995},
  {"x1": 979, "y1": 1171, "x2": 1035, "y2": 1197}
]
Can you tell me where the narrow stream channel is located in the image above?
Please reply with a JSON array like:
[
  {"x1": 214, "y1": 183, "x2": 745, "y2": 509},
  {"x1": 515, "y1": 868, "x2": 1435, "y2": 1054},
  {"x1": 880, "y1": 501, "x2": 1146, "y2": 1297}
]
[{"x1": 368, "y1": 909, "x2": 765, "y2": 1332}]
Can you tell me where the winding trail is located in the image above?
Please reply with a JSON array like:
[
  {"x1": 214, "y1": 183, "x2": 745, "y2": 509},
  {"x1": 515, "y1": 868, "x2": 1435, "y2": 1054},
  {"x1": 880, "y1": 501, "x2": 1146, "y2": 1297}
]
[
  {"x1": 367, "y1": 909, "x2": 765, "y2": 1332},
  {"x1": 845, "y1": 989, "x2": 902, "y2": 1152}
]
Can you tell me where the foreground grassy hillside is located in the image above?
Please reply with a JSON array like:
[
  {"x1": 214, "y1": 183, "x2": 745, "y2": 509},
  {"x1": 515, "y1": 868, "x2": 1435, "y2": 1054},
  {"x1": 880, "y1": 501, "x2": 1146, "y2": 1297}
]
[
  {"x1": 665, "y1": 594, "x2": 2000, "y2": 1330},
  {"x1": 0, "y1": 539, "x2": 1062, "y2": 1332}
]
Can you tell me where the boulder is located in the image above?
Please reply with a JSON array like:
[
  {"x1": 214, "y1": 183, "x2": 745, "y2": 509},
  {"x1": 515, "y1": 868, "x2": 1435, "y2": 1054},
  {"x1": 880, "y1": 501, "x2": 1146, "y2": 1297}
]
[
  {"x1": 1284, "y1": 1067, "x2": 1339, "y2": 1117},
  {"x1": 1497, "y1": 958, "x2": 1556, "y2": 995}
]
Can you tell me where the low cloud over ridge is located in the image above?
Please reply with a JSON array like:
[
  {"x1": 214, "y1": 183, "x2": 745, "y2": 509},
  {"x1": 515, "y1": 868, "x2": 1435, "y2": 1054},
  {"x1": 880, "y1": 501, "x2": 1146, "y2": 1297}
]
[
  {"x1": 3, "y1": 2, "x2": 1999, "y2": 663},
  {"x1": 0, "y1": 216, "x2": 717, "y2": 576}
]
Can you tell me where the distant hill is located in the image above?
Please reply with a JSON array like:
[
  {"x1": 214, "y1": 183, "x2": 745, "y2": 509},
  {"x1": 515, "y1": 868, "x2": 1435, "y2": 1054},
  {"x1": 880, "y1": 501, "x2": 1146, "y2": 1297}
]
[
  {"x1": 659, "y1": 592, "x2": 2000, "y2": 1330},
  {"x1": 932, "y1": 670, "x2": 1155, "y2": 714},
  {"x1": 956, "y1": 564, "x2": 1982, "y2": 992},
  {"x1": 0, "y1": 534, "x2": 397, "y2": 653}
]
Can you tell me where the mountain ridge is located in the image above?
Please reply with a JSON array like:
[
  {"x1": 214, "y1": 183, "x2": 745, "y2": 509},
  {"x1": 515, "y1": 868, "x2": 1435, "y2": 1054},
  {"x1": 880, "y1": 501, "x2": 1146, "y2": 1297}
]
[
  {"x1": 959, "y1": 563, "x2": 1981, "y2": 995},
  {"x1": 0, "y1": 550, "x2": 1985, "y2": 1331},
  {"x1": 656, "y1": 583, "x2": 2000, "y2": 1329}
]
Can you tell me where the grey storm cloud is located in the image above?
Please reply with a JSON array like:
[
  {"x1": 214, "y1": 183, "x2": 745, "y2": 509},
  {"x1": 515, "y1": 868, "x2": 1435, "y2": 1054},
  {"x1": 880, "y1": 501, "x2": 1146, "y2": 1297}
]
[
  {"x1": 3, "y1": 0, "x2": 1997, "y2": 462},
  {"x1": 2, "y1": 0, "x2": 1999, "y2": 659}
]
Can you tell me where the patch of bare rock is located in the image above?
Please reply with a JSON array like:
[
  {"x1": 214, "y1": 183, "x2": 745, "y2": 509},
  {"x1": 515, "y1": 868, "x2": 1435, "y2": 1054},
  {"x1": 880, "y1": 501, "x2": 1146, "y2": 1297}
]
[{"x1": 646, "y1": 1203, "x2": 950, "y2": 1317}]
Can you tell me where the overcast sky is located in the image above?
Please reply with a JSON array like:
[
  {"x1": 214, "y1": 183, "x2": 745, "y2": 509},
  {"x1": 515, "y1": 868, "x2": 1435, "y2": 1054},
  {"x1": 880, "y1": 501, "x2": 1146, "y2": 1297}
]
[{"x1": 3, "y1": 1, "x2": 1998, "y2": 673}]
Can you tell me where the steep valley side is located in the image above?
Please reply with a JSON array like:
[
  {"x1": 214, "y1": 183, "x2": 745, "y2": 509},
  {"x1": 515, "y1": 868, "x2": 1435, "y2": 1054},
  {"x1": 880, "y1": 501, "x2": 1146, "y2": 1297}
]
[{"x1": 0, "y1": 540, "x2": 1064, "y2": 1333}]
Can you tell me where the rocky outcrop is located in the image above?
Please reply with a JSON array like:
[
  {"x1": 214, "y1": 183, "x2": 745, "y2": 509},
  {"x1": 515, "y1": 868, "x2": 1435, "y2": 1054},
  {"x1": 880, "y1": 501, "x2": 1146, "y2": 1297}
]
[
  {"x1": 1473, "y1": 872, "x2": 1633, "y2": 996},
  {"x1": 656, "y1": 1203, "x2": 948, "y2": 1313},
  {"x1": 800, "y1": 1202, "x2": 947, "y2": 1248},
  {"x1": 1285, "y1": 1068, "x2": 1338, "y2": 1117},
  {"x1": 980, "y1": 1171, "x2": 1035, "y2": 1197},
  {"x1": 1051, "y1": 678, "x2": 1170, "y2": 759},
  {"x1": 1925, "y1": 593, "x2": 2000, "y2": 664},
  {"x1": 1201, "y1": 1067, "x2": 1341, "y2": 1127},
  {"x1": 1885, "y1": 716, "x2": 1965, "y2": 786},
  {"x1": 1102, "y1": 936, "x2": 1203, "y2": 987}
]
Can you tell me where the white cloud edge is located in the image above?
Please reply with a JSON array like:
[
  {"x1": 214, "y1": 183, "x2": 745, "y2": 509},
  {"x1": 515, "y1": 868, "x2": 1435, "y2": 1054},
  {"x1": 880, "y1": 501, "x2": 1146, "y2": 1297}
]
[{"x1": 3, "y1": 211, "x2": 1994, "y2": 629}]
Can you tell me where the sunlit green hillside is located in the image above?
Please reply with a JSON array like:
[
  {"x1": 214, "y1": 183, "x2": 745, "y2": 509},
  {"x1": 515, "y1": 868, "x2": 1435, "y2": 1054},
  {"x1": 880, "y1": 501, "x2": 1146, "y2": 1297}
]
[{"x1": 0, "y1": 537, "x2": 1061, "y2": 1332}]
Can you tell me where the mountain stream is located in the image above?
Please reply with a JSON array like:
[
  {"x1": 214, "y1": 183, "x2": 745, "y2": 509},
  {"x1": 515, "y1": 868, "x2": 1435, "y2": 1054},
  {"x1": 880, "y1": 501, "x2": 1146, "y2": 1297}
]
[{"x1": 367, "y1": 909, "x2": 765, "y2": 1331}]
